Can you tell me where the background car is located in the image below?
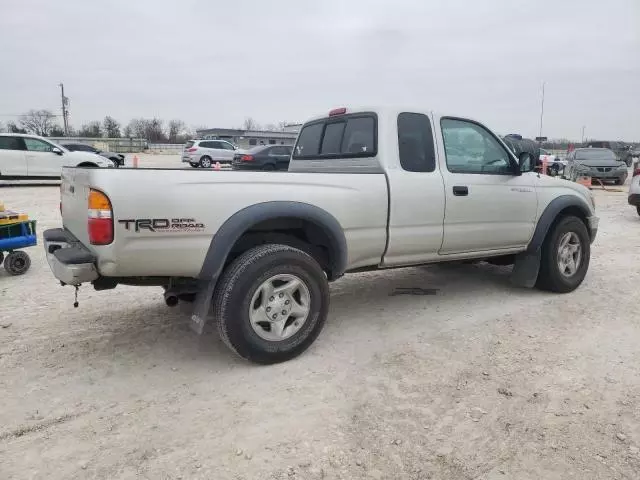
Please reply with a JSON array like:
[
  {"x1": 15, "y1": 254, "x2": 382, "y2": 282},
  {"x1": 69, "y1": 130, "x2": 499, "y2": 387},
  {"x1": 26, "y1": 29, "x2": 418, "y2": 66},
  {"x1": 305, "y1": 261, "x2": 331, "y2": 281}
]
[
  {"x1": 585, "y1": 141, "x2": 633, "y2": 166},
  {"x1": 0, "y1": 133, "x2": 114, "y2": 178},
  {"x1": 182, "y1": 139, "x2": 240, "y2": 168},
  {"x1": 628, "y1": 167, "x2": 640, "y2": 216},
  {"x1": 61, "y1": 143, "x2": 125, "y2": 167},
  {"x1": 232, "y1": 145, "x2": 292, "y2": 171},
  {"x1": 565, "y1": 148, "x2": 628, "y2": 185}
]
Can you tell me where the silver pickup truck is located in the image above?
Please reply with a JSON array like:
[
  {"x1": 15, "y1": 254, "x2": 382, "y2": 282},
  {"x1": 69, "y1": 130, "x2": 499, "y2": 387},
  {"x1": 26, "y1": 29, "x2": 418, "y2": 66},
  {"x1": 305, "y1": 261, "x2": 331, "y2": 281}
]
[{"x1": 44, "y1": 107, "x2": 598, "y2": 364}]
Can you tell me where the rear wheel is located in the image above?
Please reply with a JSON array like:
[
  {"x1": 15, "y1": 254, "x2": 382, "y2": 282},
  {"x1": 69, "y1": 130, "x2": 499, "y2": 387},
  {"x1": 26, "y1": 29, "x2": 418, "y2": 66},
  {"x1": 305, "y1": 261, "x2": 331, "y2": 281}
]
[
  {"x1": 636, "y1": 206, "x2": 640, "y2": 217},
  {"x1": 213, "y1": 244, "x2": 329, "y2": 364},
  {"x1": 262, "y1": 164, "x2": 276, "y2": 171},
  {"x1": 536, "y1": 216, "x2": 590, "y2": 293},
  {"x1": 4, "y1": 251, "x2": 31, "y2": 276},
  {"x1": 199, "y1": 156, "x2": 212, "y2": 168}
]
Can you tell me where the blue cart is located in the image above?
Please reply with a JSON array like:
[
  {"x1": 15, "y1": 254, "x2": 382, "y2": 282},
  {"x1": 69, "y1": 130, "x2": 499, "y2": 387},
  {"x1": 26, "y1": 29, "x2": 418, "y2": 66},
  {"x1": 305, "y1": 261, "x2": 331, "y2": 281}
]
[{"x1": 0, "y1": 220, "x2": 36, "y2": 275}]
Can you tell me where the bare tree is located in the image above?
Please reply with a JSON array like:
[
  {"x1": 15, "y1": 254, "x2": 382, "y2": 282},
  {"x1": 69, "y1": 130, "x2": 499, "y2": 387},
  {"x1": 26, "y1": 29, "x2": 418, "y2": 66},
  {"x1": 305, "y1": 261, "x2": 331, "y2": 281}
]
[
  {"x1": 6, "y1": 121, "x2": 27, "y2": 134},
  {"x1": 243, "y1": 117, "x2": 259, "y2": 131},
  {"x1": 50, "y1": 125, "x2": 65, "y2": 137},
  {"x1": 122, "y1": 124, "x2": 133, "y2": 138},
  {"x1": 168, "y1": 119, "x2": 186, "y2": 143},
  {"x1": 126, "y1": 118, "x2": 167, "y2": 142},
  {"x1": 103, "y1": 116, "x2": 121, "y2": 138},
  {"x1": 78, "y1": 121, "x2": 102, "y2": 138},
  {"x1": 19, "y1": 109, "x2": 58, "y2": 136}
]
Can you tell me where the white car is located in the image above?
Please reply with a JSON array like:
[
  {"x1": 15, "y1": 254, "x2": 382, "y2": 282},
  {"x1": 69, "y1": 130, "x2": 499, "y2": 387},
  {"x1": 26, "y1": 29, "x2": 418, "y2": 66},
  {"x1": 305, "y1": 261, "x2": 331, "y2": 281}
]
[
  {"x1": 0, "y1": 133, "x2": 114, "y2": 178},
  {"x1": 628, "y1": 167, "x2": 640, "y2": 216},
  {"x1": 182, "y1": 139, "x2": 241, "y2": 168}
]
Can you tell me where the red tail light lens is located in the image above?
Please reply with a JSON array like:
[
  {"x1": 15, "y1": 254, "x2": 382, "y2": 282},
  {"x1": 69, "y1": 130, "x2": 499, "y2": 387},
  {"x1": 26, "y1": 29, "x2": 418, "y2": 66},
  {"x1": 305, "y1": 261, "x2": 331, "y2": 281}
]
[
  {"x1": 186, "y1": 147, "x2": 198, "y2": 152},
  {"x1": 633, "y1": 168, "x2": 640, "y2": 177},
  {"x1": 88, "y1": 189, "x2": 113, "y2": 245},
  {"x1": 329, "y1": 107, "x2": 347, "y2": 116},
  {"x1": 241, "y1": 155, "x2": 254, "y2": 161}
]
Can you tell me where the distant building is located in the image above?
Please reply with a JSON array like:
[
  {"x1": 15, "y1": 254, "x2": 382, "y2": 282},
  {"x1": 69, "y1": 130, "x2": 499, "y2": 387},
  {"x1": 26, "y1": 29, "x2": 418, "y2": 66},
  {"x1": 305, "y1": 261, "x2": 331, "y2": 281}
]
[{"x1": 196, "y1": 124, "x2": 301, "y2": 149}]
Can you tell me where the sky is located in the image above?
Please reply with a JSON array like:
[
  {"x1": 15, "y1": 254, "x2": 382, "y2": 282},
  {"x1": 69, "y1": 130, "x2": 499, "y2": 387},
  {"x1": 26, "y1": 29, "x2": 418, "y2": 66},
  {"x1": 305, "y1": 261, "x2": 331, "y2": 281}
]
[{"x1": 1, "y1": 0, "x2": 638, "y2": 141}]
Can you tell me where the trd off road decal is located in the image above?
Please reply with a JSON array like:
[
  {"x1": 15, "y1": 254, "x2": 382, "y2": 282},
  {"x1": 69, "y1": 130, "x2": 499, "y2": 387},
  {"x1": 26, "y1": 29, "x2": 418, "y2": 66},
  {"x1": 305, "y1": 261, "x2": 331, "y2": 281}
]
[{"x1": 118, "y1": 218, "x2": 205, "y2": 233}]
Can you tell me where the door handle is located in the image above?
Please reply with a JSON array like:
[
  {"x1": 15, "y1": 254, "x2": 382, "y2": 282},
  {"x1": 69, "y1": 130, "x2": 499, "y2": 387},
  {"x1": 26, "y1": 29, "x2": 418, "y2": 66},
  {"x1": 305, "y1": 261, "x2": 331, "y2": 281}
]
[{"x1": 453, "y1": 186, "x2": 469, "y2": 196}]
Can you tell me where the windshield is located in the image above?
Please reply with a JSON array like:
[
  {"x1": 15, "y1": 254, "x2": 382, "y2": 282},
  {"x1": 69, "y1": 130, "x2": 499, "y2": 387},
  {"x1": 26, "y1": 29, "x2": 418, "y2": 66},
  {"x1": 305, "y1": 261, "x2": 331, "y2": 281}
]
[{"x1": 576, "y1": 149, "x2": 616, "y2": 161}]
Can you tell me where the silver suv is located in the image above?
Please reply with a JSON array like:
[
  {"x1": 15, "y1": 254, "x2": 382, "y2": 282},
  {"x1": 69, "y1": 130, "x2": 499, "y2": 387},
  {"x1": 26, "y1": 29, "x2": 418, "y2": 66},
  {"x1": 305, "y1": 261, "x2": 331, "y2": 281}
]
[{"x1": 182, "y1": 139, "x2": 239, "y2": 168}]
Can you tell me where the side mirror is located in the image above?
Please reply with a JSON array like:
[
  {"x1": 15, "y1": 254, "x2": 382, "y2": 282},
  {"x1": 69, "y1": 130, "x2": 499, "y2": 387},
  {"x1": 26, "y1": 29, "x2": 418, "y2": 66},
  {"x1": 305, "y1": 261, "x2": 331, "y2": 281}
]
[
  {"x1": 52, "y1": 147, "x2": 63, "y2": 155},
  {"x1": 518, "y1": 154, "x2": 535, "y2": 173}
]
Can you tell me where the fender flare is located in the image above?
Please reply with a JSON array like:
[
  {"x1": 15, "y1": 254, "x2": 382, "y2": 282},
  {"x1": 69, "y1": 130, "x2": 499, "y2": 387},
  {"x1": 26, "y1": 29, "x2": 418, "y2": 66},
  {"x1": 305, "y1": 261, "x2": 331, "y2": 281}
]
[
  {"x1": 526, "y1": 195, "x2": 592, "y2": 253},
  {"x1": 198, "y1": 201, "x2": 348, "y2": 283}
]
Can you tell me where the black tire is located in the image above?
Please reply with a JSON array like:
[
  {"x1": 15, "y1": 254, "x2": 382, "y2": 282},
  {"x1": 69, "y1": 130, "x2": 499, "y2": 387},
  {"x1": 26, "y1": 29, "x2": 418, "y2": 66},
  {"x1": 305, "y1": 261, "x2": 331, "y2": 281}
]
[
  {"x1": 536, "y1": 216, "x2": 590, "y2": 293},
  {"x1": 636, "y1": 206, "x2": 640, "y2": 217},
  {"x1": 4, "y1": 251, "x2": 31, "y2": 276},
  {"x1": 213, "y1": 244, "x2": 329, "y2": 364},
  {"x1": 199, "y1": 156, "x2": 212, "y2": 168},
  {"x1": 262, "y1": 164, "x2": 276, "y2": 171},
  {"x1": 0, "y1": 252, "x2": 4, "y2": 264},
  {"x1": 615, "y1": 176, "x2": 626, "y2": 186}
]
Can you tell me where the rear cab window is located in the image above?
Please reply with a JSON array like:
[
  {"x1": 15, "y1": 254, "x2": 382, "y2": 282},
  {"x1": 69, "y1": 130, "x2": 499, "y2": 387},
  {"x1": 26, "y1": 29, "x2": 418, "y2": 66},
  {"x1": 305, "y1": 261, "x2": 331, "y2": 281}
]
[
  {"x1": 293, "y1": 113, "x2": 377, "y2": 159},
  {"x1": 0, "y1": 136, "x2": 26, "y2": 150}
]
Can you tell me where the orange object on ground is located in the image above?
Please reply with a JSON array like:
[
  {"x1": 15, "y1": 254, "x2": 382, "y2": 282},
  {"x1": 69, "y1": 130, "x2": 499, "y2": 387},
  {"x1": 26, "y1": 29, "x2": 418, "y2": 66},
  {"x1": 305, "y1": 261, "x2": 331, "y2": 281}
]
[
  {"x1": 577, "y1": 176, "x2": 592, "y2": 187},
  {"x1": 133, "y1": 155, "x2": 139, "y2": 168},
  {"x1": 214, "y1": 162, "x2": 221, "y2": 170}
]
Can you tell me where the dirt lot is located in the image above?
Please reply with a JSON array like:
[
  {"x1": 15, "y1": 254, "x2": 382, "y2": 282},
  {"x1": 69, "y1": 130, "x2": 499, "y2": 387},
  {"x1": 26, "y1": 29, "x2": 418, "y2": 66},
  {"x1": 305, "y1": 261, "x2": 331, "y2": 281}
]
[{"x1": 1, "y1": 159, "x2": 640, "y2": 479}]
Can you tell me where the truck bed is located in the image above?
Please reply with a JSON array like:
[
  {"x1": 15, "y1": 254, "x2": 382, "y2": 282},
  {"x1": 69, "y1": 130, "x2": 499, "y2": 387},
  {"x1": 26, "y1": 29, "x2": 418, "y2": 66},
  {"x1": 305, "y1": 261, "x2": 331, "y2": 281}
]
[{"x1": 60, "y1": 167, "x2": 389, "y2": 278}]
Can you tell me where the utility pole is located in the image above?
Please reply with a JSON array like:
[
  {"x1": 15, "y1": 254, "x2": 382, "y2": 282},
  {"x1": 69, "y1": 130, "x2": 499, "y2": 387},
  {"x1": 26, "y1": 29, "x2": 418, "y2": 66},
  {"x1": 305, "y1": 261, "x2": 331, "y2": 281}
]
[
  {"x1": 59, "y1": 83, "x2": 69, "y2": 136},
  {"x1": 581, "y1": 125, "x2": 586, "y2": 144},
  {"x1": 538, "y1": 81, "x2": 545, "y2": 139}
]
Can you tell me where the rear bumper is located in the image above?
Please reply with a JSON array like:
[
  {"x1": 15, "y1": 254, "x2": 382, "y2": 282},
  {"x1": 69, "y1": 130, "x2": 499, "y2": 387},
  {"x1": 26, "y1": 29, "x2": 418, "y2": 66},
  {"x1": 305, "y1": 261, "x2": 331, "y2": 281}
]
[
  {"x1": 629, "y1": 194, "x2": 640, "y2": 206},
  {"x1": 43, "y1": 228, "x2": 98, "y2": 285}
]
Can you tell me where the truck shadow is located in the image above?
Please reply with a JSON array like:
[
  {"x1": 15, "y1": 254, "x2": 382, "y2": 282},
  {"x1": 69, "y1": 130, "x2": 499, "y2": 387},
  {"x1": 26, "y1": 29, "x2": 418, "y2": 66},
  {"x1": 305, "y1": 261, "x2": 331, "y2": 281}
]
[{"x1": 49, "y1": 262, "x2": 533, "y2": 370}]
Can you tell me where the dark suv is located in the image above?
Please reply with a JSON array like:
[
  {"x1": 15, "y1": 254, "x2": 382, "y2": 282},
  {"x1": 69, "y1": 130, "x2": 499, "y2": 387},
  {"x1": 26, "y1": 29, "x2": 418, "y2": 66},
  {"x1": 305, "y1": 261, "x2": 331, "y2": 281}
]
[{"x1": 585, "y1": 141, "x2": 632, "y2": 166}]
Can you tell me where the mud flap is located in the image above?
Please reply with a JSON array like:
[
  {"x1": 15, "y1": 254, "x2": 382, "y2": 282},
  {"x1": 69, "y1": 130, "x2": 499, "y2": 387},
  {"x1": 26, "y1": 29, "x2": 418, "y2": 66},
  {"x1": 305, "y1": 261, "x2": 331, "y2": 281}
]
[
  {"x1": 189, "y1": 281, "x2": 216, "y2": 334},
  {"x1": 511, "y1": 250, "x2": 541, "y2": 288}
]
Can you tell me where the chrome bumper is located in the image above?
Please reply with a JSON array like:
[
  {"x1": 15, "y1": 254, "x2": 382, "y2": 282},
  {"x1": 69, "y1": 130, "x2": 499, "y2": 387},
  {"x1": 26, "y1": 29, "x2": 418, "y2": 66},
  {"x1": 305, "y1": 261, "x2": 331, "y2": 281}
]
[{"x1": 43, "y1": 229, "x2": 99, "y2": 285}]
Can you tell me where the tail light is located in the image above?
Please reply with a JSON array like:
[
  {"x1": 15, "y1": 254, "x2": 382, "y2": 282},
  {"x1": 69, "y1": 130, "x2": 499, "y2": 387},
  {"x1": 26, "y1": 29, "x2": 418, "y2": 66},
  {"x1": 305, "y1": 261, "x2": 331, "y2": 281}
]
[
  {"x1": 329, "y1": 107, "x2": 347, "y2": 116},
  {"x1": 88, "y1": 189, "x2": 113, "y2": 245},
  {"x1": 633, "y1": 168, "x2": 640, "y2": 177},
  {"x1": 186, "y1": 147, "x2": 198, "y2": 152},
  {"x1": 241, "y1": 155, "x2": 254, "y2": 161}
]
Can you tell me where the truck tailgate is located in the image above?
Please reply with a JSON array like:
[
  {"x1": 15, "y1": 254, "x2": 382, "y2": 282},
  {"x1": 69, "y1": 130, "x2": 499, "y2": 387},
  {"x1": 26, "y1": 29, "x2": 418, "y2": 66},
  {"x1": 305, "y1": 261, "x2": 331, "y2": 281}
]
[{"x1": 61, "y1": 168, "x2": 94, "y2": 247}]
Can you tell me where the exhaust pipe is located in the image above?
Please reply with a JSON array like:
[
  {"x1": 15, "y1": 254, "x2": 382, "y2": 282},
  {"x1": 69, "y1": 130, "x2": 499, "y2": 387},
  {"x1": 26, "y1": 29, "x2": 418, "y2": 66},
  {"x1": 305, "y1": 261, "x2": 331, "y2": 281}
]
[{"x1": 165, "y1": 294, "x2": 179, "y2": 307}]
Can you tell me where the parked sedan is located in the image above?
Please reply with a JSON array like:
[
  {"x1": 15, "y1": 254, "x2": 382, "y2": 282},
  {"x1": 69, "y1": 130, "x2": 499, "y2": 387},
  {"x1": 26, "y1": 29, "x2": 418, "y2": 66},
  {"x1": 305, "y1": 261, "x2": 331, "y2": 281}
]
[
  {"x1": 61, "y1": 143, "x2": 125, "y2": 167},
  {"x1": 232, "y1": 145, "x2": 292, "y2": 171},
  {"x1": 565, "y1": 148, "x2": 628, "y2": 185}
]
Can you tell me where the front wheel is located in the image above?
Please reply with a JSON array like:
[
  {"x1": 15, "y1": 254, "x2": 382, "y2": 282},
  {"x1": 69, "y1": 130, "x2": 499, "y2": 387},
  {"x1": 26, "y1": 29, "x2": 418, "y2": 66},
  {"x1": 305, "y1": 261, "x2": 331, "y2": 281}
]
[
  {"x1": 536, "y1": 216, "x2": 590, "y2": 293},
  {"x1": 4, "y1": 251, "x2": 31, "y2": 275},
  {"x1": 213, "y1": 244, "x2": 329, "y2": 364},
  {"x1": 636, "y1": 205, "x2": 640, "y2": 217}
]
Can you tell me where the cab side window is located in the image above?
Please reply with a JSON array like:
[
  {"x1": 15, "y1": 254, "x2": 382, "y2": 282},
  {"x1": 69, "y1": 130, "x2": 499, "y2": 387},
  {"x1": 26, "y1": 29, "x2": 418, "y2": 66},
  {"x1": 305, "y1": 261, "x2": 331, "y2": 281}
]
[
  {"x1": 441, "y1": 118, "x2": 512, "y2": 174},
  {"x1": 23, "y1": 138, "x2": 53, "y2": 152},
  {"x1": 0, "y1": 136, "x2": 25, "y2": 151}
]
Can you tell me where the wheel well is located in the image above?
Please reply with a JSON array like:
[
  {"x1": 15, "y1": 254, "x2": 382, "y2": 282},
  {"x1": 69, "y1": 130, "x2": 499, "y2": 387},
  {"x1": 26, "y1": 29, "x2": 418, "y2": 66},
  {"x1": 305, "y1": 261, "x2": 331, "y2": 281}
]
[
  {"x1": 77, "y1": 162, "x2": 98, "y2": 167},
  {"x1": 554, "y1": 205, "x2": 590, "y2": 235},
  {"x1": 227, "y1": 218, "x2": 334, "y2": 277}
]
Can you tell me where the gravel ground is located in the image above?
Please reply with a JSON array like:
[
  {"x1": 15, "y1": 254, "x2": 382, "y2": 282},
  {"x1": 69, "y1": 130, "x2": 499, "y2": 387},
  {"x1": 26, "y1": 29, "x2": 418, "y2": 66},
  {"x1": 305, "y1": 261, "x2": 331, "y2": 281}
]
[{"x1": 1, "y1": 158, "x2": 640, "y2": 479}]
